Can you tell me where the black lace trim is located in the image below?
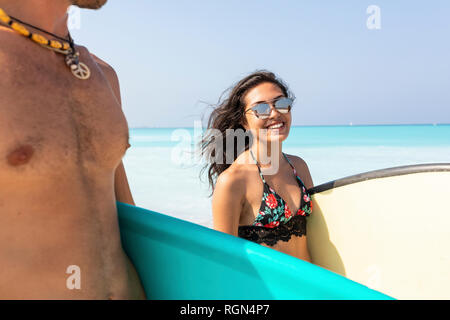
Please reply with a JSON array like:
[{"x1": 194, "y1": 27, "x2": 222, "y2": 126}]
[{"x1": 238, "y1": 214, "x2": 307, "y2": 246}]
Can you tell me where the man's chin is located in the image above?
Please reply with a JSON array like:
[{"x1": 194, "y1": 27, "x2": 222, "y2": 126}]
[{"x1": 71, "y1": 0, "x2": 107, "y2": 9}]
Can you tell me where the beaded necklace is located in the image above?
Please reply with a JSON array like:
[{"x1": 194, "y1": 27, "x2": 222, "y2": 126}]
[{"x1": 0, "y1": 7, "x2": 90, "y2": 80}]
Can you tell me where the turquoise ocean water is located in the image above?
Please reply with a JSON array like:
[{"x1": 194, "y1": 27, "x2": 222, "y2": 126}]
[{"x1": 123, "y1": 124, "x2": 450, "y2": 227}]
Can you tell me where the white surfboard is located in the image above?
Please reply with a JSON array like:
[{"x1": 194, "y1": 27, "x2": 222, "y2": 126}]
[{"x1": 308, "y1": 163, "x2": 450, "y2": 299}]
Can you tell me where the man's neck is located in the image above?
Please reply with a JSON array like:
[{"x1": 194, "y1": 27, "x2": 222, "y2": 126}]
[{"x1": 0, "y1": 0, "x2": 71, "y2": 39}]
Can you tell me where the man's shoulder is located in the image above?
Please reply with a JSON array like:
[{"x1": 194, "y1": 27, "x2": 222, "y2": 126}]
[
  {"x1": 74, "y1": 44, "x2": 117, "y2": 81},
  {"x1": 89, "y1": 52, "x2": 117, "y2": 79},
  {"x1": 85, "y1": 50, "x2": 122, "y2": 104}
]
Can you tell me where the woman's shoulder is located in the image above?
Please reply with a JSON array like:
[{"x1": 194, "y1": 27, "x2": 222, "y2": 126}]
[
  {"x1": 216, "y1": 161, "x2": 251, "y2": 188},
  {"x1": 215, "y1": 154, "x2": 257, "y2": 191},
  {"x1": 216, "y1": 166, "x2": 245, "y2": 187},
  {"x1": 284, "y1": 153, "x2": 314, "y2": 190},
  {"x1": 284, "y1": 153, "x2": 307, "y2": 168},
  {"x1": 212, "y1": 165, "x2": 250, "y2": 215},
  {"x1": 214, "y1": 167, "x2": 243, "y2": 198}
]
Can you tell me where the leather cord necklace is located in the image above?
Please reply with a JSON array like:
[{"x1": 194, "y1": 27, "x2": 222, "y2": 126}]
[{"x1": 0, "y1": 7, "x2": 91, "y2": 80}]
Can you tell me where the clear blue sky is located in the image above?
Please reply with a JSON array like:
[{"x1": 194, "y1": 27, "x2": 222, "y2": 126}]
[{"x1": 71, "y1": 0, "x2": 450, "y2": 128}]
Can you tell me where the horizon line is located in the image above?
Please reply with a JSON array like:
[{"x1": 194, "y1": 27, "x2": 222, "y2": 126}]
[{"x1": 129, "y1": 123, "x2": 450, "y2": 129}]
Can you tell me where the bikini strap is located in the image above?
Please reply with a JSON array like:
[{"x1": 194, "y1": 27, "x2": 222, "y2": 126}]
[
  {"x1": 282, "y1": 153, "x2": 297, "y2": 175},
  {"x1": 249, "y1": 150, "x2": 267, "y2": 184},
  {"x1": 283, "y1": 153, "x2": 308, "y2": 188}
]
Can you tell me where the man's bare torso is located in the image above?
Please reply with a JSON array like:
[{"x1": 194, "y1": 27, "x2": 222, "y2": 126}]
[{"x1": 0, "y1": 27, "x2": 144, "y2": 299}]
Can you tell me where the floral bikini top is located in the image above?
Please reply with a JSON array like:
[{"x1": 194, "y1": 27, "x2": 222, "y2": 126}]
[{"x1": 238, "y1": 151, "x2": 313, "y2": 246}]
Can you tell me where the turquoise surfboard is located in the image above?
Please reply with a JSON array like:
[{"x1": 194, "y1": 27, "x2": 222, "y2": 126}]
[{"x1": 117, "y1": 202, "x2": 394, "y2": 300}]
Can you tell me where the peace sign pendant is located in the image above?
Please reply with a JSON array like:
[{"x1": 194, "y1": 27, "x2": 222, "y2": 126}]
[
  {"x1": 65, "y1": 51, "x2": 91, "y2": 80},
  {"x1": 70, "y1": 62, "x2": 91, "y2": 80}
]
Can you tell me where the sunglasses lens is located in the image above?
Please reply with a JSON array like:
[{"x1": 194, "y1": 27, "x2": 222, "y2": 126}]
[
  {"x1": 248, "y1": 98, "x2": 293, "y2": 119},
  {"x1": 275, "y1": 98, "x2": 293, "y2": 113},
  {"x1": 252, "y1": 103, "x2": 271, "y2": 118}
]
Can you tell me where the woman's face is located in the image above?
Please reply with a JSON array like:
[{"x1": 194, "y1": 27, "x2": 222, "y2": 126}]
[{"x1": 242, "y1": 82, "x2": 292, "y2": 144}]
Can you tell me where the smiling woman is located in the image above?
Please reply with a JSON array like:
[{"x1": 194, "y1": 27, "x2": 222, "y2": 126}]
[{"x1": 200, "y1": 70, "x2": 315, "y2": 262}]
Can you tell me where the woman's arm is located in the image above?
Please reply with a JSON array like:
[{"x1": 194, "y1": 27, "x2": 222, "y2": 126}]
[
  {"x1": 212, "y1": 169, "x2": 245, "y2": 237},
  {"x1": 288, "y1": 155, "x2": 314, "y2": 263}
]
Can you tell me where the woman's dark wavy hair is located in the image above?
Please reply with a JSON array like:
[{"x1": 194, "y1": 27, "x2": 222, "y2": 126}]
[{"x1": 199, "y1": 70, "x2": 294, "y2": 194}]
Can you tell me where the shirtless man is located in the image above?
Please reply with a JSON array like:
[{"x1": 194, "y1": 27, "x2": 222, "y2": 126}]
[{"x1": 0, "y1": 0, "x2": 145, "y2": 299}]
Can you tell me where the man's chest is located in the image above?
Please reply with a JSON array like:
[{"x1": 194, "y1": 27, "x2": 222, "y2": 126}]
[{"x1": 0, "y1": 74, "x2": 129, "y2": 174}]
